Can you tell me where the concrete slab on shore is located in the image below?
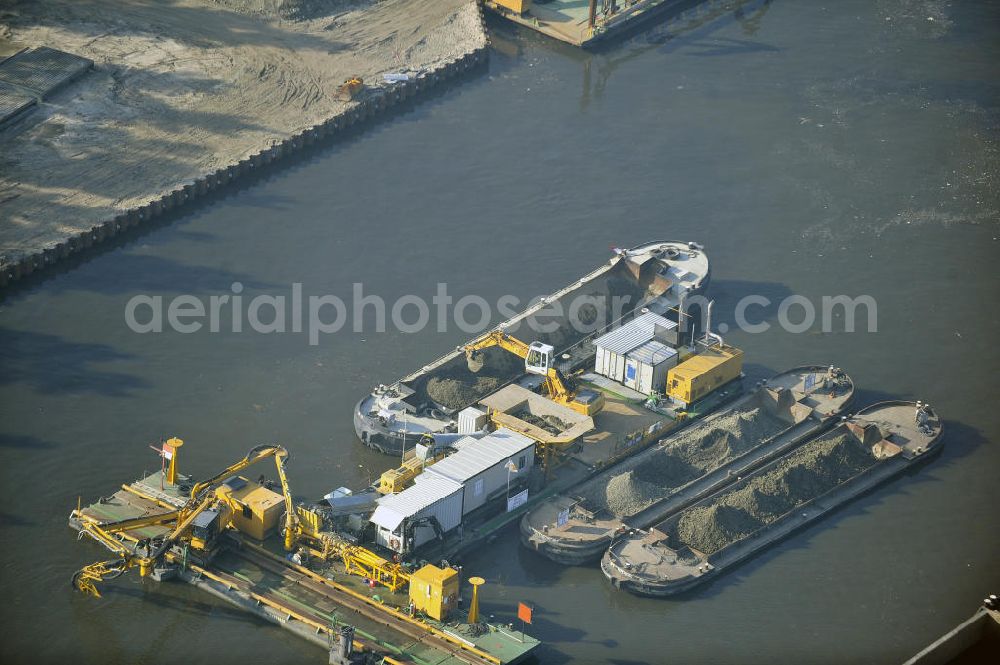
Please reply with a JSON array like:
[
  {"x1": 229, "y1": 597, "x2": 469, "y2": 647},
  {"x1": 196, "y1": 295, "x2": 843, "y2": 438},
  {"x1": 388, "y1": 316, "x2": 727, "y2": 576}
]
[{"x1": 0, "y1": 0, "x2": 487, "y2": 270}]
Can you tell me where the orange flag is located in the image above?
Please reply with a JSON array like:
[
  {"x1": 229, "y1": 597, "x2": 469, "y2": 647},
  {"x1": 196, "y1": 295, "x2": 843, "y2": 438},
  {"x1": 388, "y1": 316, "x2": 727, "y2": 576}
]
[{"x1": 517, "y1": 602, "x2": 532, "y2": 624}]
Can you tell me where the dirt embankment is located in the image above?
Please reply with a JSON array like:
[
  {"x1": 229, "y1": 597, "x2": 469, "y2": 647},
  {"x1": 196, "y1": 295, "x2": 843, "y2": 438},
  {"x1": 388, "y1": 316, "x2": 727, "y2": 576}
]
[
  {"x1": 673, "y1": 430, "x2": 876, "y2": 555},
  {"x1": 0, "y1": 0, "x2": 486, "y2": 268}
]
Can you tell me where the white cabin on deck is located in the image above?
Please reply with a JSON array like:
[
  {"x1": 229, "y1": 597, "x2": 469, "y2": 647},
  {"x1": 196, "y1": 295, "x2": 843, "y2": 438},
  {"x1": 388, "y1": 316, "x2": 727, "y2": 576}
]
[{"x1": 593, "y1": 311, "x2": 680, "y2": 393}]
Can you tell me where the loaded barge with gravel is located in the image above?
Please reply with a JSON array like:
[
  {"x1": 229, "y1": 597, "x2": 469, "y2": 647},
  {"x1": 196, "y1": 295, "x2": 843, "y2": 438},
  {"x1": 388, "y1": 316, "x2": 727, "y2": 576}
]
[
  {"x1": 520, "y1": 366, "x2": 855, "y2": 564},
  {"x1": 355, "y1": 241, "x2": 710, "y2": 455},
  {"x1": 601, "y1": 401, "x2": 943, "y2": 596}
]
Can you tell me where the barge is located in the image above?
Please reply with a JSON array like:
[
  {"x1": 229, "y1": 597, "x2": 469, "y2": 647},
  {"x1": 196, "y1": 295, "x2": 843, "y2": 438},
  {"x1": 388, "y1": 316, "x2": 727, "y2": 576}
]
[
  {"x1": 601, "y1": 400, "x2": 943, "y2": 596},
  {"x1": 355, "y1": 241, "x2": 710, "y2": 455},
  {"x1": 520, "y1": 366, "x2": 855, "y2": 564},
  {"x1": 484, "y1": 0, "x2": 773, "y2": 49},
  {"x1": 904, "y1": 597, "x2": 1000, "y2": 665},
  {"x1": 68, "y1": 442, "x2": 540, "y2": 664}
]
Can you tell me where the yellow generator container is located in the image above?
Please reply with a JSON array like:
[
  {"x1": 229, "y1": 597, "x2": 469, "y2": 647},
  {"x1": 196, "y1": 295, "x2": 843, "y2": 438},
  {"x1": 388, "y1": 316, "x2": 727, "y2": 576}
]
[
  {"x1": 216, "y1": 477, "x2": 285, "y2": 541},
  {"x1": 408, "y1": 564, "x2": 459, "y2": 621},
  {"x1": 378, "y1": 451, "x2": 441, "y2": 494},
  {"x1": 493, "y1": 0, "x2": 532, "y2": 15},
  {"x1": 666, "y1": 344, "x2": 743, "y2": 406}
]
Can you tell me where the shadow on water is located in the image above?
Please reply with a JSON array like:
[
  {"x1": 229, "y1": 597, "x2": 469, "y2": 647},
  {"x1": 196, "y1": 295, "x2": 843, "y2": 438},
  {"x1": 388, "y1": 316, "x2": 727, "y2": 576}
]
[
  {"x1": 513, "y1": 535, "x2": 579, "y2": 586},
  {"x1": 0, "y1": 512, "x2": 35, "y2": 527},
  {"x1": 487, "y1": 0, "x2": 776, "y2": 111},
  {"x1": 703, "y1": 278, "x2": 797, "y2": 333},
  {"x1": 41, "y1": 253, "x2": 280, "y2": 296},
  {"x1": 77, "y1": 584, "x2": 274, "y2": 627},
  {"x1": 0, "y1": 433, "x2": 58, "y2": 450},
  {"x1": 0, "y1": 328, "x2": 149, "y2": 396},
  {"x1": 515, "y1": 610, "x2": 588, "y2": 644}
]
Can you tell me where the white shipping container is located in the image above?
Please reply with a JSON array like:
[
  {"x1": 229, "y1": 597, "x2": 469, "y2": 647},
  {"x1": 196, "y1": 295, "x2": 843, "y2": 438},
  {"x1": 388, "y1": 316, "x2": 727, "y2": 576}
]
[
  {"x1": 625, "y1": 340, "x2": 678, "y2": 395},
  {"x1": 421, "y1": 429, "x2": 535, "y2": 515},
  {"x1": 612, "y1": 351, "x2": 626, "y2": 383},
  {"x1": 457, "y1": 406, "x2": 489, "y2": 435},
  {"x1": 593, "y1": 312, "x2": 678, "y2": 386},
  {"x1": 370, "y1": 473, "x2": 463, "y2": 554}
]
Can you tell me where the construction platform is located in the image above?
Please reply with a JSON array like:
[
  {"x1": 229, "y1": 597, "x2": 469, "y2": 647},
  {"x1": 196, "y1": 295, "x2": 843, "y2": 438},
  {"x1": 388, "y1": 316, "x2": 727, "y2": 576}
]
[
  {"x1": 483, "y1": 0, "x2": 681, "y2": 47},
  {"x1": 70, "y1": 470, "x2": 539, "y2": 665},
  {"x1": 407, "y1": 379, "x2": 719, "y2": 564}
]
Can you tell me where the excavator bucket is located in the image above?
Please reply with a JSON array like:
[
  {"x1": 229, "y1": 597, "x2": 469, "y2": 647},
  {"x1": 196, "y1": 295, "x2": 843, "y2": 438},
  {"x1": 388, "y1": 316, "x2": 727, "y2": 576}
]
[
  {"x1": 466, "y1": 349, "x2": 485, "y2": 373},
  {"x1": 71, "y1": 558, "x2": 131, "y2": 599},
  {"x1": 71, "y1": 569, "x2": 102, "y2": 598}
]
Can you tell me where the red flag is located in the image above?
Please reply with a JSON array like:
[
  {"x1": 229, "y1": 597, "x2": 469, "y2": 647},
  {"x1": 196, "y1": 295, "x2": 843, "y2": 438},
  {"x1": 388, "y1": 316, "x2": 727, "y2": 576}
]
[{"x1": 517, "y1": 602, "x2": 532, "y2": 624}]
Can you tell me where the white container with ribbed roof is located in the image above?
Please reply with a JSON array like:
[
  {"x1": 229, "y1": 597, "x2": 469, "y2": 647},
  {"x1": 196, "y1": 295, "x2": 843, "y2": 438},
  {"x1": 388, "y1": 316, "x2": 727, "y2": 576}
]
[{"x1": 422, "y1": 428, "x2": 535, "y2": 515}]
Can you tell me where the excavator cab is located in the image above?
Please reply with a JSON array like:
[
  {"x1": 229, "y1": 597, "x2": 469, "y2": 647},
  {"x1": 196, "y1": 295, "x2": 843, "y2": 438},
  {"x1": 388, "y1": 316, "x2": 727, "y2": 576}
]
[
  {"x1": 189, "y1": 509, "x2": 222, "y2": 551},
  {"x1": 525, "y1": 341, "x2": 554, "y2": 376}
]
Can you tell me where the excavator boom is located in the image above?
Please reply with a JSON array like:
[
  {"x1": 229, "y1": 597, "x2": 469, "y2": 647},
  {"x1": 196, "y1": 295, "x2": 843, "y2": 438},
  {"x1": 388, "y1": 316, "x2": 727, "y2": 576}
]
[
  {"x1": 72, "y1": 442, "x2": 304, "y2": 598},
  {"x1": 462, "y1": 330, "x2": 604, "y2": 416}
]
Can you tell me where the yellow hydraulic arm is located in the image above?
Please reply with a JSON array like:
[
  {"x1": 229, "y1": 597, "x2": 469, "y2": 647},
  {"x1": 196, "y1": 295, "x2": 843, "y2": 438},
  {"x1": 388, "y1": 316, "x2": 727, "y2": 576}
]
[
  {"x1": 187, "y1": 444, "x2": 301, "y2": 551},
  {"x1": 271, "y1": 447, "x2": 300, "y2": 551},
  {"x1": 76, "y1": 509, "x2": 181, "y2": 535},
  {"x1": 463, "y1": 330, "x2": 603, "y2": 415},
  {"x1": 73, "y1": 443, "x2": 302, "y2": 598},
  {"x1": 464, "y1": 330, "x2": 532, "y2": 359},
  {"x1": 73, "y1": 490, "x2": 220, "y2": 597}
]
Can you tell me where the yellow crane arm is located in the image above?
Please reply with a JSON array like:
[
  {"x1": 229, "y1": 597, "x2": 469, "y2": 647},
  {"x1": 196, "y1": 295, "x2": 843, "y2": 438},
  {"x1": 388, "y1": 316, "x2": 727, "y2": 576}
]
[
  {"x1": 544, "y1": 369, "x2": 573, "y2": 401},
  {"x1": 78, "y1": 520, "x2": 141, "y2": 559},
  {"x1": 188, "y1": 444, "x2": 287, "y2": 499},
  {"x1": 161, "y1": 492, "x2": 218, "y2": 552},
  {"x1": 77, "y1": 509, "x2": 181, "y2": 535},
  {"x1": 73, "y1": 443, "x2": 305, "y2": 598},
  {"x1": 74, "y1": 518, "x2": 162, "y2": 596},
  {"x1": 463, "y1": 331, "x2": 587, "y2": 410},
  {"x1": 463, "y1": 330, "x2": 531, "y2": 358},
  {"x1": 184, "y1": 443, "x2": 300, "y2": 549},
  {"x1": 272, "y1": 448, "x2": 301, "y2": 551}
]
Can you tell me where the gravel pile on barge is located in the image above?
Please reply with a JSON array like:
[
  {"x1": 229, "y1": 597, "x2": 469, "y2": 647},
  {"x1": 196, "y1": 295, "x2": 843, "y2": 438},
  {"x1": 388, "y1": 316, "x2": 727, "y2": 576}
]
[
  {"x1": 521, "y1": 366, "x2": 855, "y2": 565},
  {"x1": 423, "y1": 347, "x2": 516, "y2": 409},
  {"x1": 675, "y1": 431, "x2": 875, "y2": 554},
  {"x1": 602, "y1": 400, "x2": 942, "y2": 596},
  {"x1": 593, "y1": 406, "x2": 788, "y2": 517}
]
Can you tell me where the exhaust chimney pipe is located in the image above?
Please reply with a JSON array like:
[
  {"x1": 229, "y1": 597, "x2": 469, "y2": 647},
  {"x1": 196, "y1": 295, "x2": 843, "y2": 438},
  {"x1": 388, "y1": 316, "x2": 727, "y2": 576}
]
[{"x1": 704, "y1": 300, "x2": 723, "y2": 346}]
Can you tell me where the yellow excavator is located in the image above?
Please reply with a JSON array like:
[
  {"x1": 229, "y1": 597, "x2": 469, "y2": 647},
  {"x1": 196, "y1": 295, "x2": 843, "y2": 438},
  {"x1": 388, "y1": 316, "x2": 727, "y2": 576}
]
[
  {"x1": 72, "y1": 444, "x2": 306, "y2": 597},
  {"x1": 463, "y1": 330, "x2": 604, "y2": 416},
  {"x1": 185, "y1": 444, "x2": 301, "y2": 552},
  {"x1": 73, "y1": 441, "x2": 416, "y2": 598}
]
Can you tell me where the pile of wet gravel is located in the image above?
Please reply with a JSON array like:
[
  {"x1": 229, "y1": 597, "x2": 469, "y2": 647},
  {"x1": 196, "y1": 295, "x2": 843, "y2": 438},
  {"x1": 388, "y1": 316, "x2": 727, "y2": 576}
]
[
  {"x1": 515, "y1": 410, "x2": 571, "y2": 435},
  {"x1": 421, "y1": 346, "x2": 518, "y2": 410},
  {"x1": 673, "y1": 430, "x2": 876, "y2": 555},
  {"x1": 426, "y1": 375, "x2": 500, "y2": 410},
  {"x1": 585, "y1": 406, "x2": 788, "y2": 517}
]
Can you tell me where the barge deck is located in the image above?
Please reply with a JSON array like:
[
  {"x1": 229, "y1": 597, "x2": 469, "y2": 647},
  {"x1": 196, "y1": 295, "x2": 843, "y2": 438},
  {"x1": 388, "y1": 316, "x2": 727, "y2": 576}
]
[
  {"x1": 355, "y1": 241, "x2": 710, "y2": 455},
  {"x1": 601, "y1": 400, "x2": 943, "y2": 596},
  {"x1": 69, "y1": 470, "x2": 539, "y2": 664},
  {"x1": 484, "y1": 0, "x2": 681, "y2": 48},
  {"x1": 412, "y1": 387, "x2": 694, "y2": 563}
]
